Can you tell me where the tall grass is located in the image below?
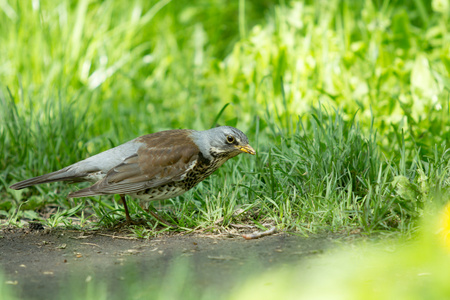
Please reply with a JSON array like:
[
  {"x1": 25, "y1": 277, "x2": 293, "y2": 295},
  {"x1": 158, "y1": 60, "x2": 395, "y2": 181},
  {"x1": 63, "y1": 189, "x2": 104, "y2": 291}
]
[{"x1": 246, "y1": 105, "x2": 450, "y2": 232}]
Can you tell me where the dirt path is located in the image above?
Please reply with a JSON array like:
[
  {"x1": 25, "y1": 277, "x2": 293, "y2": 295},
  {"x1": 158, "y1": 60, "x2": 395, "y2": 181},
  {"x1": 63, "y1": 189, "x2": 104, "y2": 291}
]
[{"x1": 0, "y1": 227, "x2": 346, "y2": 299}]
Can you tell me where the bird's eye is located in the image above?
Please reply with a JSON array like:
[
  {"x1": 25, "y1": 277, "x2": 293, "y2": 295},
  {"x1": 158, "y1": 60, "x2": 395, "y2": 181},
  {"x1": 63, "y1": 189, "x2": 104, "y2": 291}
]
[{"x1": 226, "y1": 135, "x2": 235, "y2": 143}]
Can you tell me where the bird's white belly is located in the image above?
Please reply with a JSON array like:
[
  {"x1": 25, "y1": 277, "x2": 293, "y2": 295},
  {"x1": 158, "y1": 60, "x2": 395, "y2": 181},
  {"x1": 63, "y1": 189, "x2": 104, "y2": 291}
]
[{"x1": 131, "y1": 186, "x2": 187, "y2": 202}]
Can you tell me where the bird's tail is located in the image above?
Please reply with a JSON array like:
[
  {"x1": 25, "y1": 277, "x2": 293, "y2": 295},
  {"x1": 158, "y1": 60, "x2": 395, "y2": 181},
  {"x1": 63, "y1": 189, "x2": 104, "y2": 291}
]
[{"x1": 9, "y1": 168, "x2": 80, "y2": 190}]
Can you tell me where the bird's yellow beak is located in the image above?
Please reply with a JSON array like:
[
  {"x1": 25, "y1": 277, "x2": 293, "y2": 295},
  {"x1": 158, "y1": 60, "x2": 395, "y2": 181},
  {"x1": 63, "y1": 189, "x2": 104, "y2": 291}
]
[{"x1": 236, "y1": 144, "x2": 256, "y2": 155}]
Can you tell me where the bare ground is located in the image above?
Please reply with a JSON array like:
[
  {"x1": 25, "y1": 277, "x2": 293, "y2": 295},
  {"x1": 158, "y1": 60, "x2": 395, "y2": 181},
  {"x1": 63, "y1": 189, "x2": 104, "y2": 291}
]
[{"x1": 0, "y1": 226, "x2": 352, "y2": 300}]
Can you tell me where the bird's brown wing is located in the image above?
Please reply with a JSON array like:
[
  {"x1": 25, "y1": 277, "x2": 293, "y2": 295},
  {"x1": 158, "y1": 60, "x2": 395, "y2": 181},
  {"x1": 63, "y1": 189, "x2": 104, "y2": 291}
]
[{"x1": 68, "y1": 130, "x2": 199, "y2": 197}]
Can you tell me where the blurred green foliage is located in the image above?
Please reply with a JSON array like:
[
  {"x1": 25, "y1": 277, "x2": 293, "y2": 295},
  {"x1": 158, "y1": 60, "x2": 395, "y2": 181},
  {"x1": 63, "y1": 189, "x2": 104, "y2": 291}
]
[
  {"x1": 231, "y1": 205, "x2": 450, "y2": 300},
  {"x1": 1, "y1": 0, "x2": 448, "y2": 143}
]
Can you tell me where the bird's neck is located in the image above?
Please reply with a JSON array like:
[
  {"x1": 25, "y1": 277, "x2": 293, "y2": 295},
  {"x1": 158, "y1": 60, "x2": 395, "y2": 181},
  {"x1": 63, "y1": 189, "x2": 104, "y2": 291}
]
[{"x1": 199, "y1": 151, "x2": 230, "y2": 169}]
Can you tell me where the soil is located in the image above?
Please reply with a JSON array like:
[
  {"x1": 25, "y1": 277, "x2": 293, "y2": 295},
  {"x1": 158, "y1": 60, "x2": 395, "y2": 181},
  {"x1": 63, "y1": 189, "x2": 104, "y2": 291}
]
[{"x1": 0, "y1": 226, "x2": 351, "y2": 300}]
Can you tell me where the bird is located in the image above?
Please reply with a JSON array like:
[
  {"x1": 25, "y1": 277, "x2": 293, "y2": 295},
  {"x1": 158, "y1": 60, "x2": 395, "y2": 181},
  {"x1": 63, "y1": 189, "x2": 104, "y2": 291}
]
[{"x1": 9, "y1": 126, "x2": 256, "y2": 225}]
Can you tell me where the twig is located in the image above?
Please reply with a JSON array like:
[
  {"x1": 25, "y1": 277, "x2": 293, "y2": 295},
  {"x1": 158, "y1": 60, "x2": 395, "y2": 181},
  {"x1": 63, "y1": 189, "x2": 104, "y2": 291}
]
[
  {"x1": 69, "y1": 235, "x2": 92, "y2": 240},
  {"x1": 96, "y1": 233, "x2": 137, "y2": 240},
  {"x1": 242, "y1": 226, "x2": 277, "y2": 240},
  {"x1": 80, "y1": 242, "x2": 101, "y2": 248}
]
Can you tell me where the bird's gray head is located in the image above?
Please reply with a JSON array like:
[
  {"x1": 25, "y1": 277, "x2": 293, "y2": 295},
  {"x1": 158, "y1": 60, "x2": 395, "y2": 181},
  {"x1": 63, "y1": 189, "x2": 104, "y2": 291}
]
[{"x1": 191, "y1": 126, "x2": 256, "y2": 160}]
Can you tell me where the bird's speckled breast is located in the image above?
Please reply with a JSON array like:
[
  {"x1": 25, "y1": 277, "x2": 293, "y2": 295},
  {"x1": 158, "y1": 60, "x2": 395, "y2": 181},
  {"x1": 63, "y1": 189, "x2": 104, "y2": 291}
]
[{"x1": 182, "y1": 153, "x2": 230, "y2": 190}]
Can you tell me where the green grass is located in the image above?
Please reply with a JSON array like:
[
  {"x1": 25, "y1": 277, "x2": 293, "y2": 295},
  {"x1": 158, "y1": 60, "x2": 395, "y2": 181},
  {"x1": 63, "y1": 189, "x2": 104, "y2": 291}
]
[{"x1": 1, "y1": 0, "x2": 450, "y2": 234}]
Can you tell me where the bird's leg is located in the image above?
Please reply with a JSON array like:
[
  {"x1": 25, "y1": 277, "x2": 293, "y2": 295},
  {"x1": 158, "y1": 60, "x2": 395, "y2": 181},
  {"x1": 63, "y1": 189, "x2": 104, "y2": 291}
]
[
  {"x1": 120, "y1": 194, "x2": 133, "y2": 224},
  {"x1": 145, "y1": 203, "x2": 178, "y2": 228},
  {"x1": 149, "y1": 210, "x2": 178, "y2": 228}
]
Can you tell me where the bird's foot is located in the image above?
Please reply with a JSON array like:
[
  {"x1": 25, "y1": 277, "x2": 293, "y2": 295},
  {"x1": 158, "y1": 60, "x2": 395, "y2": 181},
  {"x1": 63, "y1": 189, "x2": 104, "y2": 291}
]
[{"x1": 113, "y1": 218, "x2": 146, "y2": 228}]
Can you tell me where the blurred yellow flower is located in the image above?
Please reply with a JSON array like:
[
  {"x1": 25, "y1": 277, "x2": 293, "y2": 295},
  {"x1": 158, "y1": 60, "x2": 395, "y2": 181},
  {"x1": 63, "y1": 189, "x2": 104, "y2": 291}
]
[{"x1": 438, "y1": 202, "x2": 450, "y2": 251}]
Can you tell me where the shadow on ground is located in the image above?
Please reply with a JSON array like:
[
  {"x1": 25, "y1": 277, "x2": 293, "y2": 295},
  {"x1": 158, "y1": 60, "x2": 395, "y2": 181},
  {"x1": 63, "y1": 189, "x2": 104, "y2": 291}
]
[{"x1": 0, "y1": 227, "x2": 349, "y2": 299}]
